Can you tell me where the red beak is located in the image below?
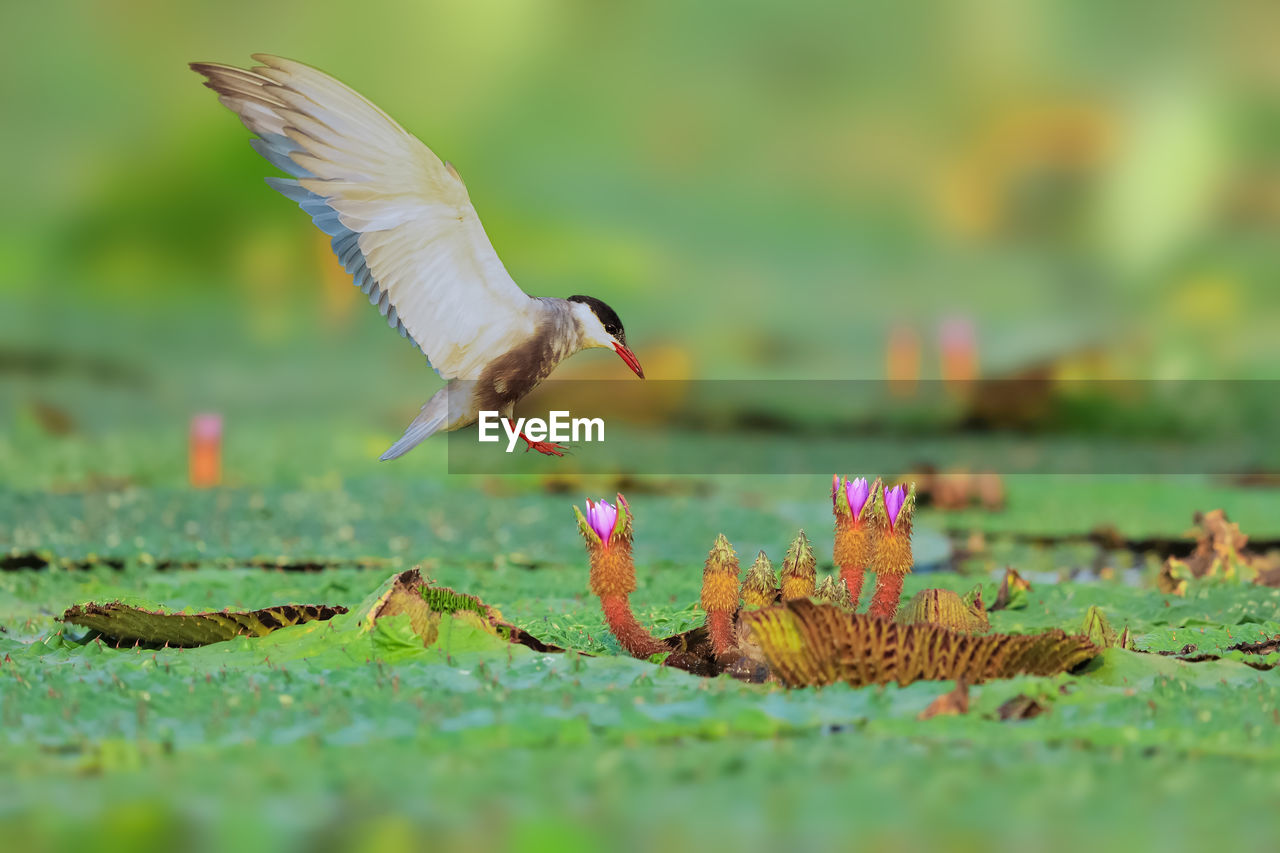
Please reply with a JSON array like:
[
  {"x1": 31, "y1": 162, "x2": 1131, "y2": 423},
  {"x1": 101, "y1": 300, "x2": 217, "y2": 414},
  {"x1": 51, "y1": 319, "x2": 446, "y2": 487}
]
[{"x1": 613, "y1": 343, "x2": 645, "y2": 378}]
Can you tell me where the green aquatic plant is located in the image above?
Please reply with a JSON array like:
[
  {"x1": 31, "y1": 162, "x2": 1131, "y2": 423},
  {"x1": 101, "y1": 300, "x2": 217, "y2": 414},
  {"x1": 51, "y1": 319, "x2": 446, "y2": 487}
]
[
  {"x1": 61, "y1": 601, "x2": 347, "y2": 647},
  {"x1": 743, "y1": 599, "x2": 1098, "y2": 689}
]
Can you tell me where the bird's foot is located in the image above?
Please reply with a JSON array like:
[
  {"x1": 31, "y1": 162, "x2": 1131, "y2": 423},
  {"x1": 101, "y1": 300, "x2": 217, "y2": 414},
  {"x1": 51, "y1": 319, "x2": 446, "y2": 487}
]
[
  {"x1": 501, "y1": 419, "x2": 569, "y2": 456},
  {"x1": 523, "y1": 439, "x2": 568, "y2": 456}
]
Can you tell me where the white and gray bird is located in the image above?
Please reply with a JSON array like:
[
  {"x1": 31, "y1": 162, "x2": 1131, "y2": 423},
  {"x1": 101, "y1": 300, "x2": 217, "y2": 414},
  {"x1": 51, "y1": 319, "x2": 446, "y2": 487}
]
[{"x1": 192, "y1": 54, "x2": 644, "y2": 459}]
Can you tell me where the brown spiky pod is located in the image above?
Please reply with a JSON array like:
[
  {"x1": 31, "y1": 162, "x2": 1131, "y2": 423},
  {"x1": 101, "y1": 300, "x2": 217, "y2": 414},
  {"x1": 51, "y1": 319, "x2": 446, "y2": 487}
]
[
  {"x1": 743, "y1": 599, "x2": 1099, "y2": 689},
  {"x1": 868, "y1": 483, "x2": 916, "y2": 621},
  {"x1": 574, "y1": 495, "x2": 668, "y2": 659},
  {"x1": 780, "y1": 531, "x2": 817, "y2": 601},
  {"x1": 835, "y1": 578, "x2": 853, "y2": 609},
  {"x1": 832, "y1": 476, "x2": 880, "y2": 611},
  {"x1": 701, "y1": 534, "x2": 741, "y2": 660},
  {"x1": 741, "y1": 551, "x2": 778, "y2": 608},
  {"x1": 815, "y1": 575, "x2": 840, "y2": 603}
]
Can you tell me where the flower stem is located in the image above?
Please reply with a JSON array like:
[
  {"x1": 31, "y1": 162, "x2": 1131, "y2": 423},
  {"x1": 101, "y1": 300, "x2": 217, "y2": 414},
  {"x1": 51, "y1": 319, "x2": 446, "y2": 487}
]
[
  {"x1": 840, "y1": 566, "x2": 866, "y2": 609},
  {"x1": 706, "y1": 610, "x2": 737, "y2": 660},
  {"x1": 599, "y1": 595, "x2": 669, "y2": 659},
  {"x1": 700, "y1": 533, "x2": 741, "y2": 660},
  {"x1": 868, "y1": 572, "x2": 905, "y2": 620},
  {"x1": 833, "y1": 477, "x2": 879, "y2": 613}
]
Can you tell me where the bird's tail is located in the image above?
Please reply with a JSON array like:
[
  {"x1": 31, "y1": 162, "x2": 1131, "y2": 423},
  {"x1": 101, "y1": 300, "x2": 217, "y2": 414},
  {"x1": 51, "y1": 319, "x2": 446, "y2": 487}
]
[{"x1": 379, "y1": 389, "x2": 450, "y2": 461}]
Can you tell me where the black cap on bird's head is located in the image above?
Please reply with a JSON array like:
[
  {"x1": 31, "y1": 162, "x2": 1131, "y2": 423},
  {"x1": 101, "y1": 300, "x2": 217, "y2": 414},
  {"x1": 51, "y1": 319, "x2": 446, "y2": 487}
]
[{"x1": 568, "y1": 294, "x2": 643, "y2": 378}]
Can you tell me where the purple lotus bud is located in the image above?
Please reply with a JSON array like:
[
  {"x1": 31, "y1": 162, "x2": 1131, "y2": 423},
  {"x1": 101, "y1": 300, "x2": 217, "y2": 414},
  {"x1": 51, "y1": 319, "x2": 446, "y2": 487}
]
[
  {"x1": 884, "y1": 484, "x2": 907, "y2": 530},
  {"x1": 585, "y1": 498, "x2": 619, "y2": 545},
  {"x1": 845, "y1": 477, "x2": 871, "y2": 519}
]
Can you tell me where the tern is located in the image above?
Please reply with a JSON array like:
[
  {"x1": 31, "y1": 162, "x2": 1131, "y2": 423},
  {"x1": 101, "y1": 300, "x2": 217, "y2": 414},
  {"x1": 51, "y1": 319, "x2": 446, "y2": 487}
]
[{"x1": 192, "y1": 55, "x2": 644, "y2": 458}]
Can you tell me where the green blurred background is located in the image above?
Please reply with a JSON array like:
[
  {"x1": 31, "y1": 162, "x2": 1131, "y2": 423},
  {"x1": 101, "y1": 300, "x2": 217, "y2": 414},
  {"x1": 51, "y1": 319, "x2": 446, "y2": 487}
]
[{"x1": 4, "y1": 0, "x2": 1280, "y2": 488}]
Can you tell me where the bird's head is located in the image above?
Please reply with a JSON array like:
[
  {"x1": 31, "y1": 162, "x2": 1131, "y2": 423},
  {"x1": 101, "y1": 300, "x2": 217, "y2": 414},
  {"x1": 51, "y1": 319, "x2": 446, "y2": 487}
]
[{"x1": 568, "y1": 295, "x2": 644, "y2": 378}]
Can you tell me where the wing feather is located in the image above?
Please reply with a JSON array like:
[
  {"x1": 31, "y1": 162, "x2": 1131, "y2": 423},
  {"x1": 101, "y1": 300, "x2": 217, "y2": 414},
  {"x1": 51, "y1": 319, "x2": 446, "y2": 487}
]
[{"x1": 192, "y1": 55, "x2": 538, "y2": 379}]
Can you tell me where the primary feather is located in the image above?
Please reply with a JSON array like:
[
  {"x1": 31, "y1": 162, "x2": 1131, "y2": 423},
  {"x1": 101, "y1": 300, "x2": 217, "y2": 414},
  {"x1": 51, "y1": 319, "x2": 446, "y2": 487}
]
[{"x1": 191, "y1": 54, "x2": 537, "y2": 380}]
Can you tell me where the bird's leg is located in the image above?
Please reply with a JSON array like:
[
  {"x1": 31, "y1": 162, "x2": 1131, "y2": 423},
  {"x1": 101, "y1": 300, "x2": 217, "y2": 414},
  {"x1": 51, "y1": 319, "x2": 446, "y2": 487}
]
[{"x1": 502, "y1": 418, "x2": 568, "y2": 456}]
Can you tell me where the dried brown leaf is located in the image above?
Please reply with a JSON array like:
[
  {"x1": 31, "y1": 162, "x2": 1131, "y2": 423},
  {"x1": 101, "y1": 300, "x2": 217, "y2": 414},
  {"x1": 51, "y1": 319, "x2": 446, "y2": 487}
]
[
  {"x1": 61, "y1": 602, "x2": 347, "y2": 648},
  {"x1": 896, "y1": 587, "x2": 989, "y2": 634},
  {"x1": 742, "y1": 599, "x2": 1098, "y2": 689}
]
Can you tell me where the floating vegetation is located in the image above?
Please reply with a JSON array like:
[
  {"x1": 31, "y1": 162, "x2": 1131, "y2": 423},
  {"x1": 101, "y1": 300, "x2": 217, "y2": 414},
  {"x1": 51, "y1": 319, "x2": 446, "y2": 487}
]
[
  {"x1": 1158, "y1": 508, "x2": 1280, "y2": 594},
  {"x1": 896, "y1": 587, "x2": 989, "y2": 635},
  {"x1": 61, "y1": 601, "x2": 348, "y2": 647},
  {"x1": 743, "y1": 599, "x2": 1098, "y2": 689},
  {"x1": 574, "y1": 478, "x2": 1101, "y2": 687},
  {"x1": 60, "y1": 569, "x2": 559, "y2": 654},
  {"x1": 363, "y1": 569, "x2": 560, "y2": 653}
]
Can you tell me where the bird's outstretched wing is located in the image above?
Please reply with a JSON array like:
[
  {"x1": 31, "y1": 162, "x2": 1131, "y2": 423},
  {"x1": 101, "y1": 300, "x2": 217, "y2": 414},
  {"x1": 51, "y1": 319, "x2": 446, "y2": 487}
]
[{"x1": 191, "y1": 54, "x2": 537, "y2": 379}]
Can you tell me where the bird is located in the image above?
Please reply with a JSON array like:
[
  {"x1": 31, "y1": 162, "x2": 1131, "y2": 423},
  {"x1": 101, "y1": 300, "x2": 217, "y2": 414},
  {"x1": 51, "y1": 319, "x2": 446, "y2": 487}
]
[{"x1": 191, "y1": 54, "x2": 644, "y2": 459}]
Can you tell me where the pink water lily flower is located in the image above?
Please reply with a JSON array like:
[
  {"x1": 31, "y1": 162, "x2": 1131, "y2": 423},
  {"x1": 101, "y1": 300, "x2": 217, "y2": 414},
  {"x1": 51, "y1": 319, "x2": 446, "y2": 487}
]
[
  {"x1": 585, "y1": 498, "x2": 619, "y2": 547},
  {"x1": 884, "y1": 484, "x2": 907, "y2": 531},
  {"x1": 845, "y1": 477, "x2": 871, "y2": 519}
]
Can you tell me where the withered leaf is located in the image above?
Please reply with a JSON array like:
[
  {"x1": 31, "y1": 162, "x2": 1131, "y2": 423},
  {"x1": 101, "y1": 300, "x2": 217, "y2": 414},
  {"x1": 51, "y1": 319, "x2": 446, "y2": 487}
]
[
  {"x1": 61, "y1": 602, "x2": 347, "y2": 648},
  {"x1": 1154, "y1": 510, "x2": 1280, "y2": 591},
  {"x1": 741, "y1": 599, "x2": 1098, "y2": 689},
  {"x1": 369, "y1": 569, "x2": 561, "y2": 653},
  {"x1": 897, "y1": 587, "x2": 989, "y2": 634}
]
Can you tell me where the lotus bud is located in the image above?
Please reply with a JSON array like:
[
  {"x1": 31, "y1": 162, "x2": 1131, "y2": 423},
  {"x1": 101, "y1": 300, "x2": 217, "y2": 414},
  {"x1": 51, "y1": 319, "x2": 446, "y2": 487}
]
[
  {"x1": 868, "y1": 483, "x2": 917, "y2": 620},
  {"x1": 574, "y1": 495, "x2": 668, "y2": 659},
  {"x1": 741, "y1": 551, "x2": 777, "y2": 608},
  {"x1": 700, "y1": 534, "x2": 741, "y2": 660},
  {"x1": 832, "y1": 475, "x2": 879, "y2": 610},
  {"x1": 780, "y1": 530, "x2": 817, "y2": 601}
]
